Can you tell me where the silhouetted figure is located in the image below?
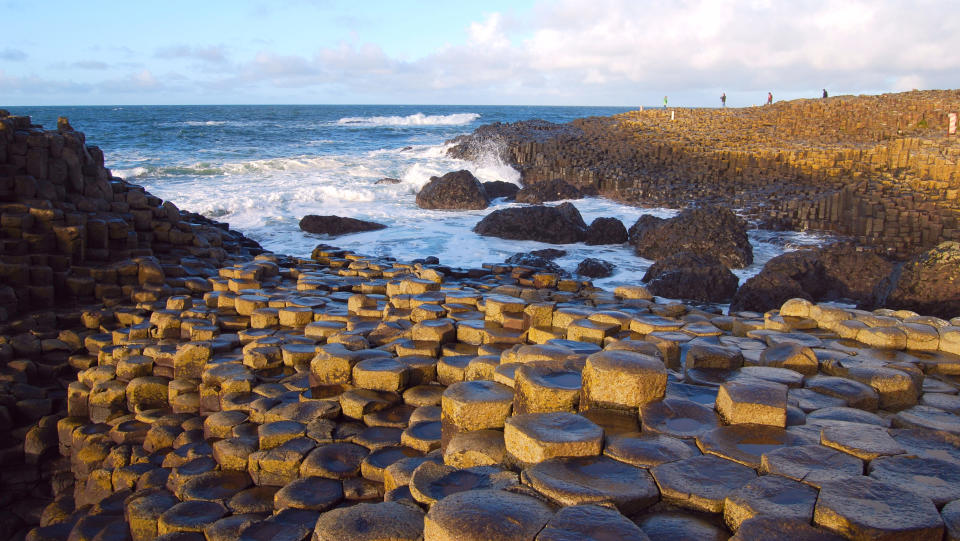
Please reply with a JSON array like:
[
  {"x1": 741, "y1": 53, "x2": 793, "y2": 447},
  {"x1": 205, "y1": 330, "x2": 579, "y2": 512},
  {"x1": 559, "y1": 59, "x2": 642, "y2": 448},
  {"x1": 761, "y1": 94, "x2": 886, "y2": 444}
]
[
  {"x1": 721, "y1": 92, "x2": 726, "y2": 107},
  {"x1": 822, "y1": 88, "x2": 828, "y2": 98},
  {"x1": 767, "y1": 92, "x2": 773, "y2": 105}
]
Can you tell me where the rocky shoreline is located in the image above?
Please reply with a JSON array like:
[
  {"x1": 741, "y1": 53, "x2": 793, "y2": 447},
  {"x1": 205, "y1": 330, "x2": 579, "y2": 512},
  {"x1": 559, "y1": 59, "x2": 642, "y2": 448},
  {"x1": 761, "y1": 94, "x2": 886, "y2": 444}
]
[
  {"x1": 448, "y1": 89, "x2": 960, "y2": 260},
  {"x1": 2, "y1": 108, "x2": 960, "y2": 540}
]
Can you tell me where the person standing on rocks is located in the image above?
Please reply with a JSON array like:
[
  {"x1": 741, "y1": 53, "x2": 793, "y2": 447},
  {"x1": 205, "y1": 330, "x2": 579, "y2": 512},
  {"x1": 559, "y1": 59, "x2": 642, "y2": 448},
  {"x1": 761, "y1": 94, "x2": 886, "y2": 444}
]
[
  {"x1": 663, "y1": 96, "x2": 668, "y2": 109},
  {"x1": 721, "y1": 92, "x2": 726, "y2": 107},
  {"x1": 767, "y1": 92, "x2": 773, "y2": 105},
  {"x1": 823, "y1": 88, "x2": 828, "y2": 98}
]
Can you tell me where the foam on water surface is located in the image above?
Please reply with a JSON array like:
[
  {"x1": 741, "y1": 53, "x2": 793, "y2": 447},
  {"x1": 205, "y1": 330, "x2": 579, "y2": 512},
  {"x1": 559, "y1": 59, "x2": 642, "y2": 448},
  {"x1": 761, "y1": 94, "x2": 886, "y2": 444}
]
[{"x1": 13, "y1": 104, "x2": 834, "y2": 292}]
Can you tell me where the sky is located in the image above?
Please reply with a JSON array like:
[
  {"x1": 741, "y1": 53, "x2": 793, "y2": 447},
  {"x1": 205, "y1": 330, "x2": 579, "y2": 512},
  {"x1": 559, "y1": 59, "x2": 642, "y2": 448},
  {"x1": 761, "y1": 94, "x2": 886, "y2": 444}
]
[{"x1": 1, "y1": 0, "x2": 957, "y2": 107}]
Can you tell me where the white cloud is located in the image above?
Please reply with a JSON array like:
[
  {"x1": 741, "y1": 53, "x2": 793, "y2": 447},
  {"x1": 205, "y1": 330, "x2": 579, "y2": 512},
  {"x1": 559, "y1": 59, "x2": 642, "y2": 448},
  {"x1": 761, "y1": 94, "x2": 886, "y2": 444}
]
[{"x1": 5, "y1": 0, "x2": 959, "y2": 105}]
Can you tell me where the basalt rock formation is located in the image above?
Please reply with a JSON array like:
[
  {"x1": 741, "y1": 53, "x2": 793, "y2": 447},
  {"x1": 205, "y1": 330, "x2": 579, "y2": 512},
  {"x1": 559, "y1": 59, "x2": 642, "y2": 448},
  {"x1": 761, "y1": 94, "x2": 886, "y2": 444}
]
[
  {"x1": 730, "y1": 244, "x2": 895, "y2": 313},
  {"x1": 515, "y1": 179, "x2": 590, "y2": 204},
  {"x1": 642, "y1": 252, "x2": 740, "y2": 303},
  {"x1": 449, "y1": 90, "x2": 960, "y2": 259},
  {"x1": 872, "y1": 241, "x2": 960, "y2": 319},
  {"x1": 584, "y1": 216, "x2": 628, "y2": 245},
  {"x1": 0, "y1": 112, "x2": 264, "y2": 538},
  {"x1": 473, "y1": 204, "x2": 587, "y2": 244},
  {"x1": 481, "y1": 181, "x2": 519, "y2": 200},
  {"x1": 415, "y1": 170, "x2": 489, "y2": 210},
  {"x1": 299, "y1": 215, "x2": 387, "y2": 237},
  {"x1": 8, "y1": 105, "x2": 960, "y2": 541},
  {"x1": 629, "y1": 206, "x2": 753, "y2": 268},
  {"x1": 19, "y1": 240, "x2": 960, "y2": 541}
]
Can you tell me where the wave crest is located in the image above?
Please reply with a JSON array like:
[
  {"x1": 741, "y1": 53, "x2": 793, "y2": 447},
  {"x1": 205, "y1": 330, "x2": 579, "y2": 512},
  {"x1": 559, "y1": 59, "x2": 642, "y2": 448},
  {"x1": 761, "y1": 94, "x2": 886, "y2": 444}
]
[{"x1": 337, "y1": 113, "x2": 480, "y2": 127}]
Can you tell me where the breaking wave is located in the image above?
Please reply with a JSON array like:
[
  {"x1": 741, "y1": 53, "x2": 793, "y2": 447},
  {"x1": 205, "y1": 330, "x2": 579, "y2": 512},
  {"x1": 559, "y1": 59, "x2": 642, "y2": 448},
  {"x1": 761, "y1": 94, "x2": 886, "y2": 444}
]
[{"x1": 337, "y1": 113, "x2": 481, "y2": 127}]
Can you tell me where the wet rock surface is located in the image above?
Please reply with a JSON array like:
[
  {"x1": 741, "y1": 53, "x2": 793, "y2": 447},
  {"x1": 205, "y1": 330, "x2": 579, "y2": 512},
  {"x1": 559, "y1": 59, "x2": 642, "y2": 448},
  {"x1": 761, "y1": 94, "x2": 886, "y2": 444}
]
[
  {"x1": 298, "y1": 215, "x2": 386, "y2": 237},
  {"x1": 415, "y1": 169, "x2": 490, "y2": 210}
]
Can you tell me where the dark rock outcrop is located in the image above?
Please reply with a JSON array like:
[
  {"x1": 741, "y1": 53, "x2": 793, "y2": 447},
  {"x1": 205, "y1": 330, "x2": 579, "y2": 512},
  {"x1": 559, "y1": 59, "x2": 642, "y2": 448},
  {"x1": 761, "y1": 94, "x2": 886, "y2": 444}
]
[
  {"x1": 415, "y1": 170, "x2": 489, "y2": 210},
  {"x1": 576, "y1": 258, "x2": 615, "y2": 278},
  {"x1": 730, "y1": 244, "x2": 894, "y2": 313},
  {"x1": 532, "y1": 248, "x2": 567, "y2": 259},
  {"x1": 473, "y1": 204, "x2": 586, "y2": 244},
  {"x1": 872, "y1": 241, "x2": 960, "y2": 318},
  {"x1": 299, "y1": 215, "x2": 387, "y2": 237},
  {"x1": 375, "y1": 177, "x2": 401, "y2": 184},
  {"x1": 505, "y1": 253, "x2": 562, "y2": 274},
  {"x1": 482, "y1": 181, "x2": 519, "y2": 200},
  {"x1": 585, "y1": 217, "x2": 628, "y2": 245},
  {"x1": 642, "y1": 252, "x2": 739, "y2": 303},
  {"x1": 515, "y1": 179, "x2": 588, "y2": 204},
  {"x1": 629, "y1": 206, "x2": 753, "y2": 268}
]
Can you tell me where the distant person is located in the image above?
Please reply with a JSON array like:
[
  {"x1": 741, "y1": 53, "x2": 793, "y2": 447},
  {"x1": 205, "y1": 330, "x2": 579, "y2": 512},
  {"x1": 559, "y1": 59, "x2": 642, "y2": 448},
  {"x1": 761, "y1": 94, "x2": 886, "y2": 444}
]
[
  {"x1": 721, "y1": 92, "x2": 726, "y2": 107},
  {"x1": 767, "y1": 92, "x2": 773, "y2": 105},
  {"x1": 822, "y1": 88, "x2": 828, "y2": 98},
  {"x1": 663, "y1": 96, "x2": 668, "y2": 109}
]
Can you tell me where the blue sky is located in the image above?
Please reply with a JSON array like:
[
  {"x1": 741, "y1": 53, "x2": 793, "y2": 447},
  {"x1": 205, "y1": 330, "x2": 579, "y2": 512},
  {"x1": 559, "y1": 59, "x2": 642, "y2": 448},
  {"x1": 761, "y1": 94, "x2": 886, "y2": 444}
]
[{"x1": 2, "y1": 0, "x2": 957, "y2": 106}]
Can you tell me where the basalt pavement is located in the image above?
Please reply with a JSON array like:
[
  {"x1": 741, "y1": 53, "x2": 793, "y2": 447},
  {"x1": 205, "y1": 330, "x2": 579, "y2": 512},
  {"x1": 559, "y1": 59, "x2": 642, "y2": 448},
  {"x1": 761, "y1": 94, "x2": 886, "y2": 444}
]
[{"x1": 12, "y1": 243, "x2": 960, "y2": 541}]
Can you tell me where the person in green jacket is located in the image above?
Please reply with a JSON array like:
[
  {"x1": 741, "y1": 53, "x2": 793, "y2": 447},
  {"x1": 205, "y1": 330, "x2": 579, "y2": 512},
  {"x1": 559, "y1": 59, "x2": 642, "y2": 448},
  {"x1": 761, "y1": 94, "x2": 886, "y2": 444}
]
[{"x1": 663, "y1": 96, "x2": 668, "y2": 109}]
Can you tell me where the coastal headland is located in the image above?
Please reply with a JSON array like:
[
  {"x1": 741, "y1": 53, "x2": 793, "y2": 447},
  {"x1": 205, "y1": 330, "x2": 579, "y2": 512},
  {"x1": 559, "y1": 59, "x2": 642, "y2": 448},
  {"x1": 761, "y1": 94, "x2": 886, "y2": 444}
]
[
  {"x1": 450, "y1": 89, "x2": 960, "y2": 259},
  {"x1": 2, "y1": 98, "x2": 960, "y2": 540}
]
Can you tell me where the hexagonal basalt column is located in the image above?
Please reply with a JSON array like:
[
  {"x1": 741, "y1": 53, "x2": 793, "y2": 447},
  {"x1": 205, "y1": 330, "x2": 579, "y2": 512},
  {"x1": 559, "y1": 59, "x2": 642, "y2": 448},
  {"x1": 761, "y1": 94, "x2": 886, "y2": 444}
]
[
  {"x1": 581, "y1": 350, "x2": 666, "y2": 410},
  {"x1": 504, "y1": 412, "x2": 603, "y2": 465},
  {"x1": 440, "y1": 380, "x2": 514, "y2": 451},
  {"x1": 716, "y1": 379, "x2": 788, "y2": 427}
]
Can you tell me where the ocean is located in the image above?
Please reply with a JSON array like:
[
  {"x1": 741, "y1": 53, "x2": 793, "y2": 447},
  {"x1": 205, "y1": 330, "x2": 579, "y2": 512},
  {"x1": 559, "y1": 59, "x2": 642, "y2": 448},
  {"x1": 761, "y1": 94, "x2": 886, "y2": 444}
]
[{"x1": 13, "y1": 104, "x2": 829, "y2": 289}]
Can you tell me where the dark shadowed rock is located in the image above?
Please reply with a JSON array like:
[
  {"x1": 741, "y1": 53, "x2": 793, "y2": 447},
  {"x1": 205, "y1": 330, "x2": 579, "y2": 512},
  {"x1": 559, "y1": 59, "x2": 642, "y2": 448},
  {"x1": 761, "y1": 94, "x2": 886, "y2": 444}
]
[
  {"x1": 516, "y1": 179, "x2": 586, "y2": 203},
  {"x1": 416, "y1": 170, "x2": 489, "y2": 210},
  {"x1": 643, "y1": 252, "x2": 739, "y2": 302},
  {"x1": 481, "y1": 181, "x2": 519, "y2": 200},
  {"x1": 629, "y1": 206, "x2": 753, "y2": 268},
  {"x1": 872, "y1": 241, "x2": 960, "y2": 319},
  {"x1": 576, "y1": 258, "x2": 615, "y2": 278},
  {"x1": 585, "y1": 217, "x2": 628, "y2": 245},
  {"x1": 532, "y1": 248, "x2": 567, "y2": 259},
  {"x1": 474, "y1": 204, "x2": 586, "y2": 244},
  {"x1": 299, "y1": 215, "x2": 386, "y2": 237},
  {"x1": 731, "y1": 244, "x2": 893, "y2": 313},
  {"x1": 556, "y1": 202, "x2": 587, "y2": 230},
  {"x1": 375, "y1": 177, "x2": 401, "y2": 184},
  {"x1": 505, "y1": 253, "x2": 563, "y2": 274}
]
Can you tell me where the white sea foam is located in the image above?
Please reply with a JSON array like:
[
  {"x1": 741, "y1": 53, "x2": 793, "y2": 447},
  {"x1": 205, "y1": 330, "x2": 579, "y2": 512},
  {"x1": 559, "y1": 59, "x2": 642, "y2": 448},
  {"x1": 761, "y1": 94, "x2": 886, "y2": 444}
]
[
  {"x1": 337, "y1": 113, "x2": 481, "y2": 127},
  {"x1": 131, "y1": 134, "x2": 829, "y2": 293},
  {"x1": 182, "y1": 120, "x2": 228, "y2": 126}
]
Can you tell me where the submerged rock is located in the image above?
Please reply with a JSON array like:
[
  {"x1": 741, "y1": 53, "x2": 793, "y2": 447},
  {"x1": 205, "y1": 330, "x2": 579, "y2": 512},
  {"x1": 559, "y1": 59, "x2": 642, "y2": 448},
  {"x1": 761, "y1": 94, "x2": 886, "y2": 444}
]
[
  {"x1": 416, "y1": 170, "x2": 489, "y2": 210},
  {"x1": 299, "y1": 215, "x2": 387, "y2": 236},
  {"x1": 576, "y1": 258, "x2": 615, "y2": 278},
  {"x1": 629, "y1": 206, "x2": 753, "y2": 268}
]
